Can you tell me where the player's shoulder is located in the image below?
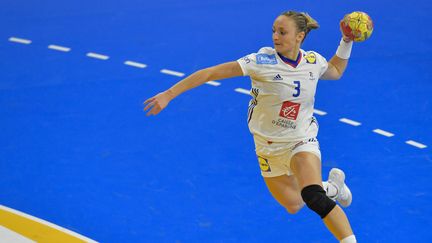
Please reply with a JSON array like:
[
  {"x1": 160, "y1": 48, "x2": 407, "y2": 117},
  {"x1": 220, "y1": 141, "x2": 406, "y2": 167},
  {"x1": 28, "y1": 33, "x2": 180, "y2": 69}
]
[
  {"x1": 252, "y1": 47, "x2": 278, "y2": 65},
  {"x1": 302, "y1": 49, "x2": 327, "y2": 64},
  {"x1": 257, "y1": 47, "x2": 276, "y2": 54}
]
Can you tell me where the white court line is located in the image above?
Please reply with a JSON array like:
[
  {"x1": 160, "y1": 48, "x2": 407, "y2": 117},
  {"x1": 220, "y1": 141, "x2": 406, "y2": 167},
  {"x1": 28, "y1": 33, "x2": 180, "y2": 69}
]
[
  {"x1": 160, "y1": 69, "x2": 185, "y2": 77},
  {"x1": 339, "y1": 118, "x2": 361, "y2": 126},
  {"x1": 86, "y1": 52, "x2": 109, "y2": 60},
  {"x1": 235, "y1": 88, "x2": 250, "y2": 95},
  {"x1": 9, "y1": 35, "x2": 427, "y2": 153},
  {"x1": 406, "y1": 140, "x2": 427, "y2": 149},
  {"x1": 0, "y1": 205, "x2": 98, "y2": 243},
  {"x1": 373, "y1": 129, "x2": 394, "y2": 137},
  {"x1": 48, "y1": 44, "x2": 71, "y2": 52},
  {"x1": 8, "y1": 37, "x2": 31, "y2": 44},
  {"x1": 313, "y1": 109, "x2": 327, "y2": 116},
  {"x1": 0, "y1": 226, "x2": 35, "y2": 243},
  {"x1": 124, "y1": 60, "x2": 147, "y2": 68},
  {"x1": 206, "y1": 81, "x2": 221, "y2": 86}
]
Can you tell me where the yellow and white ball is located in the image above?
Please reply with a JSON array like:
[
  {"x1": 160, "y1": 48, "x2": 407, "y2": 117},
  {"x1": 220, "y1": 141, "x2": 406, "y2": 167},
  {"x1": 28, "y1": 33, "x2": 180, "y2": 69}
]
[{"x1": 341, "y1": 11, "x2": 374, "y2": 42}]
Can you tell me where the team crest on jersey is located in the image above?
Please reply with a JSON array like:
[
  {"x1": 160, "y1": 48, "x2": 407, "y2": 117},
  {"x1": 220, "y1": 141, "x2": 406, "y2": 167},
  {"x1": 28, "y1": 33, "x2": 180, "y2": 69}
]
[
  {"x1": 256, "y1": 54, "x2": 277, "y2": 65},
  {"x1": 258, "y1": 156, "x2": 271, "y2": 172},
  {"x1": 279, "y1": 101, "x2": 301, "y2": 120},
  {"x1": 304, "y1": 52, "x2": 317, "y2": 64}
]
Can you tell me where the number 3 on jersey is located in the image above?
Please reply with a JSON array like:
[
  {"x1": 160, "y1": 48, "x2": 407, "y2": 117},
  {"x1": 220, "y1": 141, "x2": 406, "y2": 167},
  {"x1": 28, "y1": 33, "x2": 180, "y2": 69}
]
[{"x1": 293, "y1": 81, "x2": 300, "y2": 97}]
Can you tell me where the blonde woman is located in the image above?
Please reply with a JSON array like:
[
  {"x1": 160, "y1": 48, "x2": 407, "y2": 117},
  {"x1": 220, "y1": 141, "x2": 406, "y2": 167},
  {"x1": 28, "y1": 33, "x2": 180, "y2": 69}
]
[{"x1": 144, "y1": 11, "x2": 357, "y2": 243}]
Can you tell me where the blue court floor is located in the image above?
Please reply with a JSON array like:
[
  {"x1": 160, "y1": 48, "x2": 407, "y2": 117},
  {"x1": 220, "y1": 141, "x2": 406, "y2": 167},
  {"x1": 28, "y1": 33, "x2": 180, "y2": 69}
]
[{"x1": 1, "y1": 0, "x2": 431, "y2": 242}]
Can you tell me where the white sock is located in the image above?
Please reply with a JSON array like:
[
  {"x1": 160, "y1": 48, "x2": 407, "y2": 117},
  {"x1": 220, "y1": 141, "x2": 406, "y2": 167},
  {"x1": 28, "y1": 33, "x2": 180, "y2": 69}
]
[
  {"x1": 322, "y1": 181, "x2": 338, "y2": 198},
  {"x1": 340, "y1": 235, "x2": 356, "y2": 243}
]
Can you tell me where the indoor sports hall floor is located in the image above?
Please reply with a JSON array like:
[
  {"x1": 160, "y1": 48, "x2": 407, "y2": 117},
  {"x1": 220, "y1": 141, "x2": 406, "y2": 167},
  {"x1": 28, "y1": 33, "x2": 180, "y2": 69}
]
[{"x1": 1, "y1": 0, "x2": 431, "y2": 242}]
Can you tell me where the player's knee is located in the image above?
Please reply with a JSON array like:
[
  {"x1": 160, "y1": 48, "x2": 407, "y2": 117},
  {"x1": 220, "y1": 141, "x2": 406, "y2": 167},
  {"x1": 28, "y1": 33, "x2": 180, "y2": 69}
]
[
  {"x1": 301, "y1": 184, "x2": 336, "y2": 218},
  {"x1": 285, "y1": 204, "x2": 303, "y2": 214}
]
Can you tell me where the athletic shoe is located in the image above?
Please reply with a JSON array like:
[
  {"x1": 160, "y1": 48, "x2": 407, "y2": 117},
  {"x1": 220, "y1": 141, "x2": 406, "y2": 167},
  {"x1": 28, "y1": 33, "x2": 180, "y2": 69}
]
[{"x1": 328, "y1": 168, "x2": 352, "y2": 207}]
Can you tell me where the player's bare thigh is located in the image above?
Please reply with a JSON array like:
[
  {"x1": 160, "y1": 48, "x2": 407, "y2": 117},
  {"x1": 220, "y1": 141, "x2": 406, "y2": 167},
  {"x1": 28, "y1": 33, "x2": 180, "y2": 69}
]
[
  {"x1": 263, "y1": 174, "x2": 304, "y2": 214},
  {"x1": 290, "y1": 151, "x2": 323, "y2": 188}
]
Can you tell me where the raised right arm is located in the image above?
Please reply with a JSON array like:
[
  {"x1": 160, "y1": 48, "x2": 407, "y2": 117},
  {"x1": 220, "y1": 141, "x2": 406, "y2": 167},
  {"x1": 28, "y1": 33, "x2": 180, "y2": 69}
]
[{"x1": 144, "y1": 61, "x2": 244, "y2": 116}]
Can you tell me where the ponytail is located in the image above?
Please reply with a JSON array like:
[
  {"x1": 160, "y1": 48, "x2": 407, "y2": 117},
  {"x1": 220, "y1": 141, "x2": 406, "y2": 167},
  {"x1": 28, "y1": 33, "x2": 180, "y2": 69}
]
[
  {"x1": 301, "y1": 12, "x2": 320, "y2": 35},
  {"x1": 280, "y1": 11, "x2": 320, "y2": 42}
]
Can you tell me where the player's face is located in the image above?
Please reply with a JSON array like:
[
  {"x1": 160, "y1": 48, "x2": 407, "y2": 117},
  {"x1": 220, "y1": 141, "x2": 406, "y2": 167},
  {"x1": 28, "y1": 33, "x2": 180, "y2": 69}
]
[{"x1": 272, "y1": 16, "x2": 305, "y2": 56}]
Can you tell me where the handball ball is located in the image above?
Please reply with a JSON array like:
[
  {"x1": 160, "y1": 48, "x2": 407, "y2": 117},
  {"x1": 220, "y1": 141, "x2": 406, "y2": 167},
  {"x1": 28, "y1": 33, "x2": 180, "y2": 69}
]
[{"x1": 341, "y1": 11, "x2": 374, "y2": 42}]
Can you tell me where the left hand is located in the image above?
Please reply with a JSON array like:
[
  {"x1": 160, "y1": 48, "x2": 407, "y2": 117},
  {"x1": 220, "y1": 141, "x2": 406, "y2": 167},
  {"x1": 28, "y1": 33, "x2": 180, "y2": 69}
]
[{"x1": 340, "y1": 19, "x2": 353, "y2": 42}]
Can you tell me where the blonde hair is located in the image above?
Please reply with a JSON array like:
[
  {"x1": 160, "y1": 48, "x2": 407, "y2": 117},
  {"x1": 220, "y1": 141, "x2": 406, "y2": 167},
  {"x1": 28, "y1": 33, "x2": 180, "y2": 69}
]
[{"x1": 280, "y1": 11, "x2": 320, "y2": 42}]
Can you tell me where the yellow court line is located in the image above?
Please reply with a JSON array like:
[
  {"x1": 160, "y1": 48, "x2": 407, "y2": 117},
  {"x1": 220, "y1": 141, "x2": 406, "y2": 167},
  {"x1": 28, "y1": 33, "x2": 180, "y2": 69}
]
[{"x1": 0, "y1": 205, "x2": 97, "y2": 243}]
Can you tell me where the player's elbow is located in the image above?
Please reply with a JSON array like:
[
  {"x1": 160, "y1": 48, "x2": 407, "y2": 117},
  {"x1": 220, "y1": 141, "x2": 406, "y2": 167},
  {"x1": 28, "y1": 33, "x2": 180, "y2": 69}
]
[
  {"x1": 195, "y1": 68, "x2": 213, "y2": 82},
  {"x1": 330, "y1": 68, "x2": 344, "y2": 80},
  {"x1": 333, "y1": 73, "x2": 343, "y2": 80},
  {"x1": 202, "y1": 65, "x2": 225, "y2": 81},
  {"x1": 324, "y1": 62, "x2": 347, "y2": 80},
  {"x1": 321, "y1": 71, "x2": 342, "y2": 81}
]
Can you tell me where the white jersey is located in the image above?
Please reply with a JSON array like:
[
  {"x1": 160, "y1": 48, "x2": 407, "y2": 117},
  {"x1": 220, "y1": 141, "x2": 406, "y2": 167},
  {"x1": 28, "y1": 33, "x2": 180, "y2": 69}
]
[{"x1": 237, "y1": 47, "x2": 328, "y2": 142}]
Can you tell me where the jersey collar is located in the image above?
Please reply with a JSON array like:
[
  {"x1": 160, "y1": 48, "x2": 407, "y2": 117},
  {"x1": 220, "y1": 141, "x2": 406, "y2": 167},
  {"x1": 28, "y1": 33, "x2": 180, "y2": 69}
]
[{"x1": 277, "y1": 50, "x2": 302, "y2": 68}]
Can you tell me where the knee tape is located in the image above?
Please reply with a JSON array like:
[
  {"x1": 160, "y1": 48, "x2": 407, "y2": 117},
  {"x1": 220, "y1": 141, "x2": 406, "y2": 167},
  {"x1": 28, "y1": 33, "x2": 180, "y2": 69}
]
[{"x1": 301, "y1": 184, "x2": 336, "y2": 218}]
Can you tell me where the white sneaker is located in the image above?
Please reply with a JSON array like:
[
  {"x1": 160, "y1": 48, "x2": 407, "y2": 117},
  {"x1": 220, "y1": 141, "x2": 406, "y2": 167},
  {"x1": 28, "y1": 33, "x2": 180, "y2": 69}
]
[{"x1": 328, "y1": 168, "x2": 352, "y2": 207}]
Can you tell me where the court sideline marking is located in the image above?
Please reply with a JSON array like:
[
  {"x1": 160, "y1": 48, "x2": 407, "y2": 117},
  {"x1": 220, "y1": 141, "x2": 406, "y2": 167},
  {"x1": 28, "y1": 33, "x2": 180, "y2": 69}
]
[
  {"x1": 48, "y1": 44, "x2": 71, "y2": 52},
  {"x1": 373, "y1": 129, "x2": 394, "y2": 137},
  {"x1": 86, "y1": 52, "x2": 109, "y2": 60},
  {"x1": 0, "y1": 225, "x2": 35, "y2": 243},
  {"x1": 8, "y1": 37, "x2": 31, "y2": 44},
  {"x1": 339, "y1": 118, "x2": 361, "y2": 126},
  {"x1": 124, "y1": 60, "x2": 147, "y2": 68},
  {"x1": 0, "y1": 205, "x2": 98, "y2": 243}
]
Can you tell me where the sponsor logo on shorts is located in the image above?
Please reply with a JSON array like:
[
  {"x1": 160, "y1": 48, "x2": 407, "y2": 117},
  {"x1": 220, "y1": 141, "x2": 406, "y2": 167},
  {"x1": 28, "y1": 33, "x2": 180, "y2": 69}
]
[
  {"x1": 279, "y1": 101, "x2": 300, "y2": 120},
  {"x1": 258, "y1": 156, "x2": 271, "y2": 172},
  {"x1": 256, "y1": 54, "x2": 277, "y2": 65}
]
